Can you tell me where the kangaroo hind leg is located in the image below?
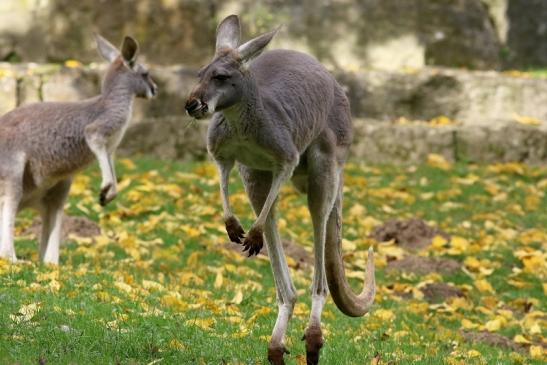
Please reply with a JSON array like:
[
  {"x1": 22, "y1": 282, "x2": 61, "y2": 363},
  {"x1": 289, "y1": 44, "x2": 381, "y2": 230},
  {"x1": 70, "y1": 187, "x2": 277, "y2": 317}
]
[{"x1": 39, "y1": 178, "x2": 72, "y2": 264}]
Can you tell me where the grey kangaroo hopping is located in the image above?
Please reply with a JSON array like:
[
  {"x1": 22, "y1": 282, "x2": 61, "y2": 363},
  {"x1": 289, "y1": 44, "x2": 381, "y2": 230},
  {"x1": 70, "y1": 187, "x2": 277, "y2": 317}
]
[
  {"x1": 186, "y1": 15, "x2": 375, "y2": 365},
  {"x1": 0, "y1": 34, "x2": 157, "y2": 264}
]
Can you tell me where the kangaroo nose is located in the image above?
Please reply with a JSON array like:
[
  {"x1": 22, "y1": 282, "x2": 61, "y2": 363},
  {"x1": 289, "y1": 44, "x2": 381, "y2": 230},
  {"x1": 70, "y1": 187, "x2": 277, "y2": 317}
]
[{"x1": 185, "y1": 98, "x2": 201, "y2": 113}]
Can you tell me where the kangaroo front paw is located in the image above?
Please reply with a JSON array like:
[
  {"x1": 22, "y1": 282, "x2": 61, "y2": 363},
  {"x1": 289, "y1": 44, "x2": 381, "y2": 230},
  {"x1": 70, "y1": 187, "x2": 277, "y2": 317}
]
[
  {"x1": 99, "y1": 184, "x2": 117, "y2": 206},
  {"x1": 225, "y1": 216, "x2": 245, "y2": 244},
  {"x1": 267, "y1": 344, "x2": 290, "y2": 365},
  {"x1": 242, "y1": 226, "x2": 264, "y2": 257}
]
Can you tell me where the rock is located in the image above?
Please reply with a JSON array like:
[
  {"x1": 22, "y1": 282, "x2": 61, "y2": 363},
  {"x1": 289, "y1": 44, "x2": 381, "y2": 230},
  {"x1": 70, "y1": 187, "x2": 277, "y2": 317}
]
[
  {"x1": 351, "y1": 120, "x2": 547, "y2": 165},
  {"x1": 336, "y1": 68, "x2": 547, "y2": 124},
  {"x1": 225, "y1": 239, "x2": 311, "y2": 269},
  {"x1": 460, "y1": 330, "x2": 528, "y2": 353},
  {"x1": 132, "y1": 66, "x2": 197, "y2": 122},
  {"x1": 457, "y1": 122, "x2": 547, "y2": 163},
  {"x1": 1, "y1": 62, "x2": 547, "y2": 164},
  {"x1": 22, "y1": 215, "x2": 101, "y2": 241},
  {"x1": 40, "y1": 67, "x2": 99, "y2": 102},
  {"x1": 371, "y1": 218, "x2": 449, "y2": 251},
  {"x1": 352, "y1": 121, "x2": 457, "y2": 165},
  {"x1": 387, "y1": 256, "x2": 461, "y2": 275},
  {"x1": 0, "y1": 74, "x2": 16, "y2": 115},
  {"x1": 505, "y1": 0, "x2": 547, "y2": 68},
  {"x1": 420, "y1": 283, "x2": 464, "y2": 303},
  {"x1": 16, "y1": 74, "x2": 41, "y2": 106},
  {"x1": 119, "y1": 116, "x2": 208, "y2": 161},
  {"x1": 0, "y1": 0, "x2": 539, "y2": 70}
]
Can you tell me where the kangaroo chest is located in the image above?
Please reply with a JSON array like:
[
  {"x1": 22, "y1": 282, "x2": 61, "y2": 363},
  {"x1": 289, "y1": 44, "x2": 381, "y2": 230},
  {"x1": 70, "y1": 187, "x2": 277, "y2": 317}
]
[{"x1": 217, "y1": 138, "x2": 277, "y2": 171}]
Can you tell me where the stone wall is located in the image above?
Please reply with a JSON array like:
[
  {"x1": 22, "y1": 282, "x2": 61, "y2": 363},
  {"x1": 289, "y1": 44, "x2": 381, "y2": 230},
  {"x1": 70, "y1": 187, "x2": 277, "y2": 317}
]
[
  {"x1": 1, "y1": 0, "x2": 546, "y2": 70},
  {"x1": 1, "y1": 62, "x2": 545, "y2": 164}
]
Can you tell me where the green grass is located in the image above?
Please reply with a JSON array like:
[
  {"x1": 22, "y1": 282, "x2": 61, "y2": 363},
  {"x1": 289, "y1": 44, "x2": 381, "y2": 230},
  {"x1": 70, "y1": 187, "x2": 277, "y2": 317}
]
[
  {"x1": 1, "y1": 158, "x2": 545, "y2": 364},
  {"x1": 528, "y1": 68, "x2": 547, "y2": 77}
]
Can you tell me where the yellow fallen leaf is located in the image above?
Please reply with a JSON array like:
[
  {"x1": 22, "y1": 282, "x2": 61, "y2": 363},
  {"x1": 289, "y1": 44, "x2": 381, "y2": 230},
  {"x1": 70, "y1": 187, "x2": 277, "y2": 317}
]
[
  {"x1": 231, "y1": 290, "x2": 243, "y2": 305},
  {"x1": 529, "y1": 345, "x2": 544, "y2": 359},
  {"x1": 467, "y1": 350, "x2": 481, "y2": 358},
  {"x1": 448, "y1": 297, "x2": 473, "y2": 311},
  {"x1": 464, "y1": 256, "x2": 481, "y2": 270},
  {"x1": 168, "y1": 339, "x2": 185, "y2": 350},
  {"x1": 184, "y1": 318, "x2": 215, "y2": 330},
  {"x1": 474, "y1": 279, "x2": 494, "y2": 293},
  {"x1": 431, "y1": 235, "x2": 448, "y2": 249},
  {"x1": 161, "y1": 294, "x2": 188, "y2": 311},
  {"x1": 114, "y1": 281, "x2": 133, "y2": 294},
  {"x1": 430, "y1": 115, "x2": 457, "y2": 126},
  {"x1": 513, "y1": 334, "x2": 531, "y2": 344},
  {"x1": 483, "y1": 316, "x2": 507, "y2": 332},
  {"x1": 449, "y1": 236, "x2": 470, "y2": 254},
  {"x1": 64, "y1": 59, "x2": 82, "y2": 68},
  {"x1": 513, "y1": 113, "x2": 543, "y2": 126},
  {"x1": 48, "y1": 279, "x2": 61, "y2": 292},
  {"x1": 186, "y1": 251, "x2": 201, "y2": 267},
  {"x1": 374, "y1": 309, "x2": 395, "y2": 321},
  {"x1": 461, "y1": 319, "x2": 478, "y2": 329},
  {"x1": 427, "y1": 153, "x2": 451, "y2": 170},
  {"x1": 142, "y1": 280, "x2": 164, "y2": 292},
  {"x1": 214, "y1": 270, "x2": 223, "y2": 289},
  {"x1": 10, "y1": 303, "x2": 40, "y2": 324}
]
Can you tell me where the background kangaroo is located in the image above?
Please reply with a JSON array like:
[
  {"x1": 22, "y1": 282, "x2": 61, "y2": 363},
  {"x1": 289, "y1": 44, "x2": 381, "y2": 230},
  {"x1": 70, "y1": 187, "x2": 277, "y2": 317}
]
[
  {"x1": 186, "y1": 15, "x2": 375, "y2": 365},
  {"x1": 0, "y1": 34, "x2": 157, "y2": 265}
]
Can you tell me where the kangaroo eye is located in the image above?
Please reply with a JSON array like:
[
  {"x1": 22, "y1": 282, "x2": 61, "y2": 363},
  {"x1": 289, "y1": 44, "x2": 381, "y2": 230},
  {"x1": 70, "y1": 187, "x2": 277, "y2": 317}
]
[
  {"x1": 142, "y1": 72, "x2": 149, "y2": 78},
  {"x1": 213, "y1": 74, "x2": 230, "y2": 81}
]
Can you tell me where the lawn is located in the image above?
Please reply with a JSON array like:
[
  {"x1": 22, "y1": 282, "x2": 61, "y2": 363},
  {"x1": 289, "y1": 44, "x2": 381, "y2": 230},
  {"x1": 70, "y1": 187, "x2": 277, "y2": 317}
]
[{"x1": 0, "y1": 156, "x2": 545, "y2": 364}]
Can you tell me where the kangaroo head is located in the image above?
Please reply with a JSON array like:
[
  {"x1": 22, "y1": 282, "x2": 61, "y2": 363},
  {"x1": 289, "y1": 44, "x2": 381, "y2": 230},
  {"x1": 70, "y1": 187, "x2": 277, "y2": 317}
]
[
  {"x1": 95, "y1": 34, "x2": 158, "y2": 99},
  {"x1": 185, "y1": 15, "x2": 279, "y2": 119}
]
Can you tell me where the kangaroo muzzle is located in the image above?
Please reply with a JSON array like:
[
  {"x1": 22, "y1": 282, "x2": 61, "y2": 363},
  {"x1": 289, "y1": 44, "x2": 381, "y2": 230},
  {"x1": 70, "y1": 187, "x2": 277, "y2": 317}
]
[{"x1": 185, "y1": 97, "x2": 208, "y2": 118}]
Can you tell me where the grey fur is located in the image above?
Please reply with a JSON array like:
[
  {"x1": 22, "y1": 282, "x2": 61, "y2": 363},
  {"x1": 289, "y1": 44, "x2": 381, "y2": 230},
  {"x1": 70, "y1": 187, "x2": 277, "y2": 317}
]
[
  {"x1": 0, "y1": 34, "x2": 157, "y2": 264},
  {"x1": 185, "y1": 15, "x2": 375, "y2": 364}
]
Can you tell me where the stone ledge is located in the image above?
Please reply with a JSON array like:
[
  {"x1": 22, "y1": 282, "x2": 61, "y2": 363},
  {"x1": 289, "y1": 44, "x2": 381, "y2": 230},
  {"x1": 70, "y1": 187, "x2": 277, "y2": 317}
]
[
  {"x1": 1, "y1": 63, "x2": 547, "y2": 127},
  {"x1": 117, "y1": 117, "x2": 547, "y2": 164},
  {"x1": 354, "y1": 119, "x2": 547, "y2": 164}
]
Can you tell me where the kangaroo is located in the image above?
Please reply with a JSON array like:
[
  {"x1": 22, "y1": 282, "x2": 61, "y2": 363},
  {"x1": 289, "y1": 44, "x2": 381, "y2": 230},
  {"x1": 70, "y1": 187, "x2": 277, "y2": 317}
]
[
  {"x1": 185, "y1": 15, "x2": 375, "y2": 365},
  {"x1": 0, "y1": 34, "x2": 157, "y2": 265}
]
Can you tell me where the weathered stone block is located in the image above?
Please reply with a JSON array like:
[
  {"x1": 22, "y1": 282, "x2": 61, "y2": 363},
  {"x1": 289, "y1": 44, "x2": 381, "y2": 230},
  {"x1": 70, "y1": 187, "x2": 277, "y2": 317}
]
[
  {"x1": 352, "y1": 120, "x2": 456, "y2": 164},
  {"x1": 17, "y1": 74, "x2": 41, "y2": 106},
  {"x1": 0, "y1": 75, "x2": 17, "y2": 116},
  {"x1": 133, "y1": 66, "x2": 197, "y2": 122},
  {"x1": 338, "y1": 68, "x2": 547, "y2": 125},
  {"x1": 41, "y1": 67, "x2": 99, "y2": 102},
  {"x1": 119, "y1": 116, "x2": 208, "y2": 161}
]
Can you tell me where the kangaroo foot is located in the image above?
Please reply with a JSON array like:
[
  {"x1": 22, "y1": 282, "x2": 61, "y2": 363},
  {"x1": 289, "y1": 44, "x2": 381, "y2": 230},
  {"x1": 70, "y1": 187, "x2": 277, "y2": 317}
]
[
  {"x1": 99, "y1": 184, "x2": 116, "y2": 206},
  {"x1": 303, "y1": 325, "x2": 324, "y2": 365},
  {"x1": 242, "y1": 226, "x2": 264, "y2": 256},
  {"x1": 225, "y1": 216, "x2": 245, "y2": 243},
  {"x1": 267, "y1": 344, "x2": 289, "y2": 365}
]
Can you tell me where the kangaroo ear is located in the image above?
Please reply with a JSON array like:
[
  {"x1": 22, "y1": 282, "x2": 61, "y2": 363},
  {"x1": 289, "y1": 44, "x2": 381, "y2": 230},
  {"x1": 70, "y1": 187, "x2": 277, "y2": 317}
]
[
  {"x1": 216, "y1": 14, "x2": 241, "y2": 54},
  {"x1": 121, "y1": 36, "x2": 139, "y2": 67},
  {"x1": 237, "y1": 26, "x2": 280, "y2": 62},
  {"x1": 94, "y1": 33, "x2": 119, "y2": 63}
]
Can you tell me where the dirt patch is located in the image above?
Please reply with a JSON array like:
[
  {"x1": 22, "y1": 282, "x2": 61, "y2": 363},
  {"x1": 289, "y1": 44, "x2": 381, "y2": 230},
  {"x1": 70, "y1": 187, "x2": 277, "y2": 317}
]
[
  {"x1": 23, "y1": 215, "x2": 101, "y2": 240},
  {"x1": 226, "y1": 239, "x2": 311, "y2": 270},
  {"x1": 371, "y1": 218, "x2": 449, "y2": 251},
  {"x1": 420, "y1": 282, "x2": 464, "y2": 303},
  {"x1": 461, "y1": 330, "x2": 527, "y2": 353},
  {"x1": 387, "y1": 255, "x2": 461, "y2": 275}
]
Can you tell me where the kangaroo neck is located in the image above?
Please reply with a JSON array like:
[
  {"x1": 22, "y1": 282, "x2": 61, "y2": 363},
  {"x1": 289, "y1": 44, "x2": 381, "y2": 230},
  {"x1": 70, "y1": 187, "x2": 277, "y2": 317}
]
[
  {"x1": 99, "y1": 78, "x2": 134, "y2": 118},
  {"x1": 222, "y1": 71, "x2": 265, "y2": 132}
]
